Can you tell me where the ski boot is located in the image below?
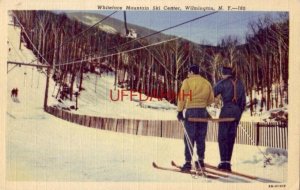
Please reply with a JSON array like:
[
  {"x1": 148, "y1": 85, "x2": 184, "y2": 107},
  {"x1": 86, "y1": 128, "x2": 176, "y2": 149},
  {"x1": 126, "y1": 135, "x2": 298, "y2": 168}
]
[
  {"x1": 181, "y1": 161, "x2": 192, "y2": 172},
  {"x1": 217, "y1": 162, "x2": 231, "y2": 172}
]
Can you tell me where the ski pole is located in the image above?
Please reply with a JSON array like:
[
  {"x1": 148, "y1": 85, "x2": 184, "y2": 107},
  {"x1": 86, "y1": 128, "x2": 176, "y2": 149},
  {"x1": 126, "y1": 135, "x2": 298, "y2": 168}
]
[
  {"x1": 181, "y1": 122, "x2": 203, "y2": 178},
  {"x1": 180, "y1": 120, "x2": 206, "y2": 178}
]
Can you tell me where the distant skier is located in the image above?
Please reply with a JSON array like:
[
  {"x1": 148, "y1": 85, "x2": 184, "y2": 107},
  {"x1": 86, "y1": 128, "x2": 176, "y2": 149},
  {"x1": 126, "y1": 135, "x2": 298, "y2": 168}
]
[
  {"x1": 213, "y1": 66, "x2": 246, "y2": 171},
  {"x1": 177, "y1": 64, "x2": 214, "y2": 171},
  {"x1": 11, "y1": 88, "x2": 19, "y2": 102},
  {"x1": 11, "y1": 88, "x2": 15, "y2": 98}
]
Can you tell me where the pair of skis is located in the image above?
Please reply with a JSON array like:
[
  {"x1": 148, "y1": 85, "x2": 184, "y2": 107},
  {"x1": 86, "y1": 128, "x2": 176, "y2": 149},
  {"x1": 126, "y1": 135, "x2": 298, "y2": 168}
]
[
  {"x1": 153, "y1": 162, "x2": 220, "y2": 179},
  {"x1": 153, "y1": 161, "x2": 258, "y2": 180}
]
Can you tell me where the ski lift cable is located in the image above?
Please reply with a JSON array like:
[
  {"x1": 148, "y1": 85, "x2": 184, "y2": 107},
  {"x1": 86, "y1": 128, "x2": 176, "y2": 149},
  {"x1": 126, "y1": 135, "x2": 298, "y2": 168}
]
[
  {"x1": 55, "y1": 37, "x2": 180, "y2": 67},
  {"x1": 107, "y1": 11, "x2": 218, "y2": 52},
  {"x1": 12, "y1": 13, "x2": 50, "y2": 66},
  {"x1": 77, "y1": 11, "x2": 270, "y2": 72},
  {"x1": 28, "y1": 11, "x2": 118, "y2": 65},
  {"x1": 56, "y1": 33, "x2": 213, "y2": 79},
  {"x1": 56, "y1": 11, "x2": 270, "y2": 79},
  {"x1": 134, "y1": 40, "x2": 175, "y2": 79},
  {"x1": 11, "y1": 11, "x2": 246, "y2": 78},
  {"x1": 62, "y1": 11, "x2": 260, "y2": 65},
  {"x1": 134, "y1": 38, "x2": 209, "y2": 80},
  {"x1": 57, "y1": 11, "x2": 218, "y2": 67},
  {"x1": 63, "y1": 11, "x2": 218, "y2": 64}
]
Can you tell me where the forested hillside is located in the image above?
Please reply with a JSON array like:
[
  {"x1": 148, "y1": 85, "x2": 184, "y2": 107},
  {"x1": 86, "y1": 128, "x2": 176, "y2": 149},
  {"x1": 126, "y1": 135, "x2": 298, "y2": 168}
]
[{"x1": 12, "y1": 11, "x2": 288, "y2": 115}]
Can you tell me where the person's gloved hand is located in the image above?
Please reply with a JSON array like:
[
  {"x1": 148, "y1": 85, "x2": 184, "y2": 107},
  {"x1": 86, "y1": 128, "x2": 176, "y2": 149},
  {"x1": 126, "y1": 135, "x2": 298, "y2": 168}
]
[
  {"x1": 177, "y1": 111, "x2": 184, "y2": 121},
  {"x1": 207, "y1": 111, "x2": 212, "y2": 119}
]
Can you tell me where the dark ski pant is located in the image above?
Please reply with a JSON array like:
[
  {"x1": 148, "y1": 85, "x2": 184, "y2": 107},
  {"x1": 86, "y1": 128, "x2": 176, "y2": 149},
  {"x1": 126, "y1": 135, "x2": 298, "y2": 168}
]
[
  {"x1": 218, "y1": 104, "x2": 241, "y2": 162},
  {"x1": 183, "y1": 108, "x2": 208, "y2": 162}
]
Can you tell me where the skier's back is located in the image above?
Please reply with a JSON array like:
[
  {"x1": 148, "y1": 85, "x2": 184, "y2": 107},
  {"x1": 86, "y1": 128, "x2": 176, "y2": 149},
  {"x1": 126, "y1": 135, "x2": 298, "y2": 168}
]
[
  {"x1": 177, "y1": 64, "x2": 214, "y2": 171},
  {"x1": 213, "y1": 66, "x2": 246, "y2": 171}
]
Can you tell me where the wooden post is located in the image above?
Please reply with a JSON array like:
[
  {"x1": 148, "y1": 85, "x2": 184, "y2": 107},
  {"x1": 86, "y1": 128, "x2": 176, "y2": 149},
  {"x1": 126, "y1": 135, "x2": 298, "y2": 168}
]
[
  {"x1": 43, "y1": 68, "x2": 50, "y2": 110},
  {"x1": 284, "y1": 123, "x2": 287, "y2": 149},
  {"x1": 256, "y1": 123, "x2": 260, "y2": 146}
]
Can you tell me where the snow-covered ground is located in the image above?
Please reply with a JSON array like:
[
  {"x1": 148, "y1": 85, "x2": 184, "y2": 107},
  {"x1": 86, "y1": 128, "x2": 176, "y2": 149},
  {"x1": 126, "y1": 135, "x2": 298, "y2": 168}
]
[
  {"x1": 53, "y1": 73, "x2": 178, "y2": 120},
  {"x1": 6, "y1": 24, "x2": 287, "y2": 183},
  {"x1": 6, "y1": 105, "x2": 288, "y2": 182}
]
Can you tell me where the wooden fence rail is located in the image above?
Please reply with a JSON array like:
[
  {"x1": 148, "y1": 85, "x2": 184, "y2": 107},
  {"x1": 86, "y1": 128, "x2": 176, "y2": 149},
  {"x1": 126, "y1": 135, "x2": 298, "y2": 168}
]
[{"x1": 45, "y1": 106, "x2": 288, "y2": 149}]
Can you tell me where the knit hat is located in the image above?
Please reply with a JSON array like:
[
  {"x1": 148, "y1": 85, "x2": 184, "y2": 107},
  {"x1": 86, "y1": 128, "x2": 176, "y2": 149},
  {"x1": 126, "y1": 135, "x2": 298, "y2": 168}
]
[
  {"x1": 189, "y1": 64, "x2": 200, "y2": 74},
  {"x1": 222, "y1": 66, "x2": 233, "y2": 75}
]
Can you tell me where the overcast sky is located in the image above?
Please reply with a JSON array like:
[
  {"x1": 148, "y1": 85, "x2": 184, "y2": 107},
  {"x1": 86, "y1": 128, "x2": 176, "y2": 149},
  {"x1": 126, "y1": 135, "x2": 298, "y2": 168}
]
[{"x1": 69, "y1": 11, "x2": 284, "y2": 45}]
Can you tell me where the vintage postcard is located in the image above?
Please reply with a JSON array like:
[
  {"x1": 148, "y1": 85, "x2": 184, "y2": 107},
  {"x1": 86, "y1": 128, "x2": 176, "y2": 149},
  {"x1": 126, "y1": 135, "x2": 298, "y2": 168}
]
[{"x1": 0, "y1": 0, "x2": 299, "y2": 190}]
